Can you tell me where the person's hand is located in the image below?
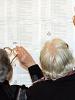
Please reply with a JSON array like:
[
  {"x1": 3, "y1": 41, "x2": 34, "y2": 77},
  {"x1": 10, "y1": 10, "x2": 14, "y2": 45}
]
[
  {"x1": 73, "y1": 15, "x2": 75, "y2": 26},
  {"x1": 15, "y1": 46, "x2": 36, "y2": 68}
]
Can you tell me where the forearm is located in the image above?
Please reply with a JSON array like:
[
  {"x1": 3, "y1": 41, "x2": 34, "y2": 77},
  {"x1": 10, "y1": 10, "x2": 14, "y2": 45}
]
[
  {"x1": 15, "y1": 46, "x2": 44, "y2": 82},
  {"x1": 28, "y1": 64, "x2": 44, "y2": 82}
]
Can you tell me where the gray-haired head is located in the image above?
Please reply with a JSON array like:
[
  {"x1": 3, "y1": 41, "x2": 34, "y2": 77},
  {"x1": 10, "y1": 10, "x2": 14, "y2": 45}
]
[
  {"x1": 40, "y1": 38, "x2": 74, "y2": 80},
  {"x1": 0, "y1": 49, "x2": 12, "y2": 82}
]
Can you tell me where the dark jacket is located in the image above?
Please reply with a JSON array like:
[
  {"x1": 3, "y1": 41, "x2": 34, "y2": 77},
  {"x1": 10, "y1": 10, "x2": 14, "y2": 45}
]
[
  {"x1": 27, "y1": 72, "x2": 75, "y2": 100},
  {"x1": 0, "y1": 64, "x2": 43, "y2": 100}
]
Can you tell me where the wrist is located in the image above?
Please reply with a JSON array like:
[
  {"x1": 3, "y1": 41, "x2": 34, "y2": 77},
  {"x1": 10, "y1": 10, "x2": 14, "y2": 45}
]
[
  {"x1": 27, "y1": 61, "x2": 36, "y2": 68},
  {"x1": 23, "y1": 61, "x2": 36, "y2": 68}
]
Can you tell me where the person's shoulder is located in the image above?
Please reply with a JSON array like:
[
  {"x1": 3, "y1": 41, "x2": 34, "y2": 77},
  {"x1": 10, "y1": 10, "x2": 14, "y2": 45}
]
[
  {"x1": 29, "y1": 79, "x2": 52, "y2": 91},
  {"x1": 27, "y1": 80, "x2": 53, "y2": 100}
]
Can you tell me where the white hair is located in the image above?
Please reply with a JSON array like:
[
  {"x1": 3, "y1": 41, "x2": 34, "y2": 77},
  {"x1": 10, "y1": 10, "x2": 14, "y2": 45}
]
[{"x1": 40, "y1": 38, "x2": 75, "y2": 80}]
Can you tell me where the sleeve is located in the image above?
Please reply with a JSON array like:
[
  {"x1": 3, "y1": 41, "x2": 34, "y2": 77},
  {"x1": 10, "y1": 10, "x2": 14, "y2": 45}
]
[{"x1": 28, "y1": 64, "x2": 44, "y2": 82}]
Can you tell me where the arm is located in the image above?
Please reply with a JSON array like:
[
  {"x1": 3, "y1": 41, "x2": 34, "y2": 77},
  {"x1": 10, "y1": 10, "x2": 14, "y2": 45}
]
[
  {"x1": 15, "y1": 46, "x2": 44, "y2": 82},
  {"x1": 73, "y1": 15, "x2": 75, "y2": 26}
]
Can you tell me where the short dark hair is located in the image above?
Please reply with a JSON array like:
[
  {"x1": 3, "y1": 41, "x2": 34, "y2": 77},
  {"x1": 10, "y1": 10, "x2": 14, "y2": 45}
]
[{"x1": 0, "y1": 49, "x2": 12, "y2": 82}]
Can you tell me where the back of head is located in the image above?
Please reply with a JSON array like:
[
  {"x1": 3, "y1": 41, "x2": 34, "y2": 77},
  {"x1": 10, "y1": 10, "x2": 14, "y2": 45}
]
[
  {"x1": 40, "y1": 38, "x2": 74, "y2": 80},
  {"x1": 0, "y1": 49, "x2": 12, "y2": 82}
]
